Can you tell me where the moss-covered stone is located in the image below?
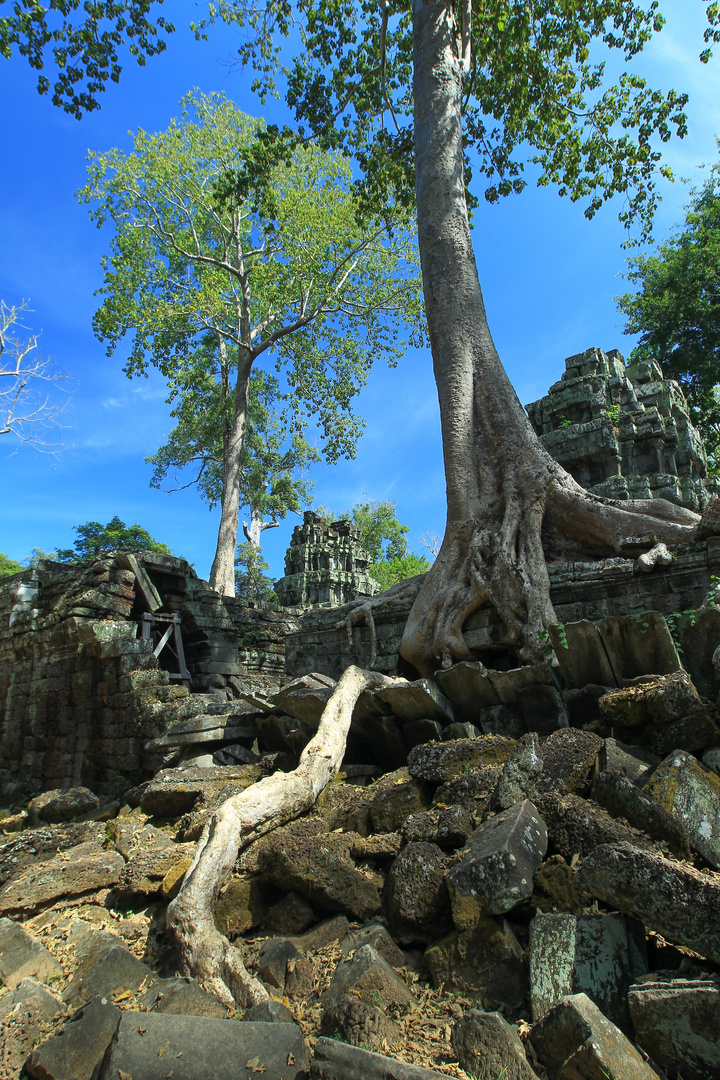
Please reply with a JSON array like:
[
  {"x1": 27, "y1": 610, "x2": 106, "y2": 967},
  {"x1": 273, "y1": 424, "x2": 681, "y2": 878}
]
[{"x1": 643, "y1": 749, "x2": 720, "y2": 868}]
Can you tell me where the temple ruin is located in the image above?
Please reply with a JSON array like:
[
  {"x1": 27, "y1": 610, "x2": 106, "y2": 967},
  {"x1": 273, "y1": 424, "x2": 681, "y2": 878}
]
[{"x1": 274, "y1": 511, "x2": 378, "y2": 607}]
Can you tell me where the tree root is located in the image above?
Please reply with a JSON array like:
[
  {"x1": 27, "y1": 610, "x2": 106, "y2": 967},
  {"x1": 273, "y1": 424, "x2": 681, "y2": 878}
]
[
  {"x1": 338, "y1": 575, "x2": 425, "y2": 670},
  {"x1": 166, "y1": 665, "x2": 397, "y2": 1009}
]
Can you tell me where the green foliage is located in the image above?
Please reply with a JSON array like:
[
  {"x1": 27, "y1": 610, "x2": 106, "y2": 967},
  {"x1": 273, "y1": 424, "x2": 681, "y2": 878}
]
[
  {"x1": 605, "y1": 403, "x2": 621, "y2": 426},
  {"x1": 198, "y1": 1, "x2": 720, "y2": 244},
  {"x1": 147, "y1": 358, "x2": 319, "y2": 520},
  {"x1": 371, "y1": 552, "x2": 431, "y2": 590},
  {"x1": 617, "y1": 153, "x2": 720, "y2": 466},
  {"x1": 80, "y1": 89, "x2": 424, "y2": 466},
  {"x1": 0, "y1": 1, "x2": 174, "y2": 119},
  {"x1": 234, "y1": 541, "x2": 278, "y2": 604},
  {"x1": 0, "y1": 552, "x2": 23, "y2": 580},
  {"x1": 56, "y1": 516, "x2": 173, "y2": 562},
  {"x1": 349, "y1": 499, "x2": 409, "y2": 564}
]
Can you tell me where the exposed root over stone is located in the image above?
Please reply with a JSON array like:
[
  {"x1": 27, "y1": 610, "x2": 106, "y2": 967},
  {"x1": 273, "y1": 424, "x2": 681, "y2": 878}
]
[{"x1": 166, "y1": 665, "x2": 398, "y2": 1008}]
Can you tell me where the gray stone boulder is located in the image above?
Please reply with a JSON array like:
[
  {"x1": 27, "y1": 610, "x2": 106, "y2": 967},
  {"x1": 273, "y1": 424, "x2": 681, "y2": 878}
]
[
  {"x1": 96, "y1": 1012, "x2": 310, "y2": 1080},
  {"x1": 310, "y1": 1037, "x2": 453, "y2": 1079},
  {"x1": 536, "y1": 792, "x2": 658, "y2": 862},
  {"x1": 400, "y1": 804, "x2": 474, "y2": 849},
  {"x1": 446, "y1": 800, "x2": 547, "y2": 928},
  {"x1": 0, "y1": 841, "x2": 125, "y2": 915},
  {"x1": 629, "y1": 978, "x2": 720, "y2": 1080},
  {"x1": 599, "y1": 671, "x2": 719, "y2": 755},
  {"x1": 577, "y1": 842, "x2": 720, "y2": 964},
  {"x1": 590, "y1": 768, "x2": 691, "y2": 858},
  {"x1": 492, "y1": 729, "x2": 603, "y2": 810},
  {"x1": 141, "y1": 976, "x2": 228, "y2": 1017},
  {"x1": 407, "y1": 735, "x2": 515, "y2": 784},
  {"x1": 599, "y1": 736, "x2": 659, "y2": 785},
  {"x1": 452, "y1": 1010, "x2": 540, "y2": 1080},
  {"x1": 425, "y1": 917, "x2": 527, "y2": 1005},
  {"x1": 27, "y1": 786, "x2": 99, "y2": 824},
  {"x1": 529, "y1": 992, "x2": 661, "y2": 1080},
  {"x1": 516, "y1": 683, "x2": 569, "y2": 735},
  {"x1": 0, "y1": 823, "x2": 105, "y2": 889},
  {"x1": 62, "y1": 929, "x2": 156, "y2": 1009},
  {"x1": 0, "y1": 917, "x2": 62, "y2": 987},
  {"x1": 257, "y1": 936, "x2": 301, "y2": 992},
  {"x1": 384, "y1": 841, "x2": 452, "y2": 944},
  {"x1": 320, "y1": 993, "x2": 400, "y2": 1051},
  {"x1": 340, "y1": 922, "x2": 407, "y2": 969},
  {"x1": 642, "y1": 748, "x2": 720, "y2": 867},
  {"x1": 325, "y1": 944, "x2": 415, "y2": 1010},
  {"x1": 140, "y1": 762, "x2": 262, "y2": 817},
  {"x1": 433, "y1": 765, "x2": 503, "y2": 819},
  {"x1": 375, "y1": 678, "x2": 455, "y2": 725},
  {"x1": 368, "y1": 768, "x2": 430, "y2": 832},
  {"x1": 529, "y1": 912, "x2": 647, "y2": 1032},
  {"x1": 26, "y1": 996, "x2": 122, "y2": 1080},
  {"x1": 0, "y1": 979, "x2": 65, "y2": 1078}
]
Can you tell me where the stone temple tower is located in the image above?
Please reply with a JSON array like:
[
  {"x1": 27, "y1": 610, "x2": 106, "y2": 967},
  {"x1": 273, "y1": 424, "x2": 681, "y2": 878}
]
[
  {"x1": 274, "y1": 512, "x2": 379, "y2": 608},
  {"x1": 525, "y1": 347, "x2": 719, "y2": 513}
]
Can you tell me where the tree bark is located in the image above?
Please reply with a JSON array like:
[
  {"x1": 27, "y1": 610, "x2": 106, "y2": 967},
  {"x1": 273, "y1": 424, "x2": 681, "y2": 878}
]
[
  {"x1": 242, "y1": 510, "x2": 279, "y2": 548},
  {"x1": 401, "y1": 0, "x2": 700, "y2": 677},
  {"x1": 209, "y1": 348, "x2": 253, "y2": 596},
  {"x1": 166, "y1": 664, "x2": 396, "y2": 1008}
]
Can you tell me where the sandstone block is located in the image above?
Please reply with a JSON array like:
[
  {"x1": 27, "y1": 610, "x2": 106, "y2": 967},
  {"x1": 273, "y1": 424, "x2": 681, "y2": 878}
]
[
  {"x1": 340, "y1": 921, "x2": 407, "y2": 969},
  {"x1": 311, "y1": 1036, "x2": 451, "y2": 1079},
  {"x1": 590, "y1": 769, "x2": 691, "y2": 858},
  {"x1": 257, "y1": 936, "x2": 301, "y2": 991},
  {"x1": 26, "y1": 996, "x2": 122, "y2": 1080},
  {"x1": 0, "y1": 917, "x2": 62, "y2": 987},
  {"x1": 446, "y1": 800, "x2": 547, "y2": 928},
  {"x1": 598, "y1": 612, "x2": 681, "y2": 683},
  {"x1": 96, "y1": 1012, "x2": 310, "y2": 1080},
  {"x1": 320, "y1": 993, "x2": 400, "y2": 1052},
  {"x1": 517, "y1": 683, "x2": 569, "y2": 735},
  {"x1": 493, "y1": 729, "x2": 602, "y2": 810},
  {"x1": 384, "y1": 841, "x2": 451, "y2": 944},
  {"x1": 325, "y1": 943, "x2": 415, "y2": 1010},
  {"x1": 529, "y1": 912, "x2": 647, "y2": 1032},
  {"x1": 599, "y1": 671, "x2": 719, "y2": 756},
  {"x1": 375, "y1": 678, "x2": 455, "y2": 724},
  {"x1": 27, "y1": 786, "x2": 99, "y2": 824},
  {"x1": 577, "y1": 842, "x2": 720, "y2": 964},
  {"x1": 141, "y1": 976, "x2": 228, "y2": 1017},
  {"x1": 452, "y1": 1009, "x2": 540, "y2": 1080},
  {"x1": 0, "y1": 842, "x2": 124, "y2": 914},
  {"x1": 550, "y1": 620, "x2": 617, "y2": 689},
  {"x1": 425, "y1": 917, "x2": 527, "y2": 1005},
  {"x1": 434, "y1": 661, "x2": 502, "y2": 720},
  {"x1": 407, "y1": 735, "x2": 515, "y2": 783},
  {"x1": 642, "y1": 749, "x2": 720, "y2": 868},
  {"x1": 529, "y1": 992, "x2": 661, "y2": 1080},
  {"x1": 63, "y1": 933, "x2": 156, "y2": 1009},
  {"x1": 629, "y1": 979, "x2": 720, "y2": 1080}
]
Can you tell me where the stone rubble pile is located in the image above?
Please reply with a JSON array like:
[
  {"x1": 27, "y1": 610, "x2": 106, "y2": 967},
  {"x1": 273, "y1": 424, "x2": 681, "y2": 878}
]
[{"x1": 2, "y1": 608, "x2": 720, "y2": 1079}]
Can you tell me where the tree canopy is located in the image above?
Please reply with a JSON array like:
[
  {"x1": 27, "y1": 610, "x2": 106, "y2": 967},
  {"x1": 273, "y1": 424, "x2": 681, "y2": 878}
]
[
  {"x1": 1, "y1": 299, "x2": 70, "y2": 448},
  {"x1": 0, "y1": 0, "x2": 174, "y2": 119},
  {"x1": 319, "y1": 498, "x2": 431, "y2": 588},
  {"x1": 82, "y1": 89, "x2": 424, "y2": 595},
  {"x1": 617, "y1": 154, "x2": 720, "y2": 467},
  {"x1": 56, "y1": 516, "x2": 173, "y2": 562},
  {"x1": 0, "y1": 552, "x2": 23, "y2": 580}
]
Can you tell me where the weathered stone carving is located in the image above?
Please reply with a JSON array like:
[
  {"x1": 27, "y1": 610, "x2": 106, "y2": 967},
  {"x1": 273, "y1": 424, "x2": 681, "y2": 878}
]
[
  {"x1": 526, "y1": 346, "x2": 718, "y2": 512},
  {"x1": 274, "y1": 511, "x2": 379, "y2": 608}
]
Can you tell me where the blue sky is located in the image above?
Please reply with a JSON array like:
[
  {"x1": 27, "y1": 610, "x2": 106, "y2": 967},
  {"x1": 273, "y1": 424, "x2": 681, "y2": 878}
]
[{"x1": 1, "y1": 2, "x2": 719, "y2": 581}]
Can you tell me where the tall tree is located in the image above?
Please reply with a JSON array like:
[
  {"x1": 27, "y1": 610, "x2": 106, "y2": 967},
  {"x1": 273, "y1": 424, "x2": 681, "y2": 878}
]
[
  {"x1": 147, "y1": 352, "x2": 319, "y2": 550},
  {"x1": 195, "y1": 0, "x2": 717, "y2": 674},
  {"x1": 81, "y1": 89, "x2": 424, "y2": 596},
  {"x1": 617, "y1": 154, "x2": 720, "y2": 469},
  {"x1": 56, "y1": 516, "x2": 173, "y2": 562}
]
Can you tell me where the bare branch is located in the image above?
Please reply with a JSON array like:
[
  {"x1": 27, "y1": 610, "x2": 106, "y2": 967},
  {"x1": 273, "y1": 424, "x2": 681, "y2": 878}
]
[{"x1": 0, "y1": 300, "x2": 72, "y2": 451}]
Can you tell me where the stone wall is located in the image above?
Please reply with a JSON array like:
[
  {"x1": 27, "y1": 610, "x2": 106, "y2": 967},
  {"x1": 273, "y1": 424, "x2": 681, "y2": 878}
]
[
  {"x1": 285, "y1": 540, "x2": 720, "y2": 679},
  {"x1": 0, "y1": 553, "x2": 301, "y2": 801}
]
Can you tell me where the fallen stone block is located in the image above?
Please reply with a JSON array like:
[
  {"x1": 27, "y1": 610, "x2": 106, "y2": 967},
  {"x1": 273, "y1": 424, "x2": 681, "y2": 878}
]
[
  {"x1": 487, "y1": 664, "x2": 557, "y2": 706},
  {"x1": 140, "y1": 763, "x2": 262, "y2": 817},
  {"x1": 530, "y1": 992, "x2": 661, "y2": 1080},
  {"x1": 375, "y1": 678, "x2": 455, "y2": 724},
  {"x1": 517, "y1": 683, "x2": 569, "y2": 735},
  {"x1": 141, "y1": 975, "x2": 228, "y2": 1017},
  {"x1": 563, "y1": 684, "x2": 611, "y2": 731},
  {"x1": 96, "y1": 1012, "x2": 310, "y2": 1080},
  {"x1": 270, "y1": 672, "x2": 336, "y2": 725},
  {"x1": 598, "y1": 612, "x2": 682, "y2": 684},
  {"x1": 446, "y1": 800, "x2": 547, "y2": 928},
  {"x1": 532, "y1": 855, "x2": 594, "y2": 915},
  {"x1": 0, "y1": 841, "x2": 125, "y2": 914},
  {"x1": 443, "y1": 721, "x2": 482, "y2": 740},
  {"x1": 425, "y1": 917, "x2": 527, "y2": 1005},
  {"x1": 291, "y1": 914, "x2": 350, "y2": 954},
  {"x1": 325, "y1": 944, "x2": 415, "y2": 1010},
  {"x1": 536, "y1": 793, "x2": 657, "y2": 862},
  {"x1": 598, "y1": 737, "x2": 658, "y2": 785},
  {"x1": 479, "y1": 703, "x2": 527, "y2": 739},
  {"x1": 493, "y1": 729, "x2": 602, "y2": 810},
  {"x1": 63, "y1": 932, "x2": 156, "y2": 1009},
  {"x1": 368, "y1": 769, "x2": 429, "y2": 832},
  {"x1": 384, "y1": 841, "x2": 451, "y2": 944},
  {"x1": 310, "y1": 1036, "x2": 453, "y2": 1079},
  {"x1": 590, "y1": 769, "x2": 691, "y2": 858},
  {"x1": 529, "y1": 912, "x2": 647, "y2": 1032},
  {"x1": 257, "y1": 936, "x2": 301, "y2": 991},
  {"x1": 400, "y1": 803, "x2": 474, "y2": 849},
  {"x1": 214, "y1": 742, "x2": 261, "y2": 765},
  {"x1": 264, "y1": 890, "x2": 316, "y2": 936},
  {"x1": 549, "y1": 621, "x2": 617, "y2": 689},
  {"x1": 27, "y1": 786, "x2": 99, "y2": 825},
  {"x1": 629, "y1": 978, "x2": 720, "y2": 1080},
  {"x1": 26, "y1": 995, "x2": 122, "y2": 1080},
  {"x1": 245, "y1": 999, "x2": 295, "y2": 1023},
  {"x1": 0, "y1": 979, "x2": 65, "y2": 1077},
  {"x1": 599, "y1": 671, "x2": 719, "y2": 756},
  {"x1": 0, "y1": 916, "x2": 62, "y2": 987},
  {"x1": 257, "y1": 819, "x2": 381, "y2": 922},
  {"x1": 678, "y1": 605, "x2": 720, "y2": 700},
  {"x1": 434, "y1": 765, "x2": 504, "y2": 819},
  {"x1": 577, "y1": 842, "x2": 720, "y2": 964},
  {"x1": 340, "y1": 921, "x2": 407, "y2": 969},
  {"x1": 403, "y1": 717, "x2": 443, "y2": 748},
  {"x1": 320, "y1": 993, "x2": 400, "y2": 1052},
  {"x1": 118, "y1": 839, "x2": 196, "y2": 899},
  {"x1": 214, "y1": 874, "x2": 270, "y2": 936},
  {"x1": 145, "y1": 710, "x2": 261, "y2": 750},
  {"x1": 407, "y1": 735, "x2": 515, "y2": 784},
  {"x1": 452, "y1": 1009, "x2": 540, "y2": 1080},
  {"x1": 642, "y1": 749, "x2": 720, "y2": 868},
  {"x1": 434, "y1": 661, "x2": 502, "y2": 721}
]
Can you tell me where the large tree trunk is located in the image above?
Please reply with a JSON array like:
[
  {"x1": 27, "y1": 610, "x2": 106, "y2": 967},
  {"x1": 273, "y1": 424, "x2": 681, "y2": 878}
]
[
  {"x1": 401, "y1": 0, "x2": 700, "y2": 677},
  {"x1": 166, "y1": 665, "x2": 395, "y2": 1008},
  {"x1": 242, "y1": 509, "x2": 280, "y2": 548},
  {"x1": 209, "y1": 348, "x2": 253, "y2": 596}
]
